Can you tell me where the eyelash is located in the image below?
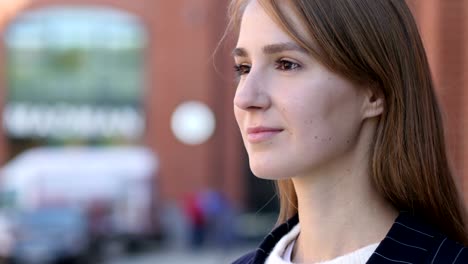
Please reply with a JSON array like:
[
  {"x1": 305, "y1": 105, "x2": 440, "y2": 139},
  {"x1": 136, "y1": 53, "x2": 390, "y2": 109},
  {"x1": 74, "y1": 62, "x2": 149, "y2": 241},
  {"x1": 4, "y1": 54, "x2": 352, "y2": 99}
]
[
  {"x1": 234, "y1": 59, "x2": 302, "y2": 76},
  {"x1": 233, "y1": 64, "x2": 251, "y2": 76},
  {"x1": 275, "y1": 59, "x2": 301, "y2": 71}
]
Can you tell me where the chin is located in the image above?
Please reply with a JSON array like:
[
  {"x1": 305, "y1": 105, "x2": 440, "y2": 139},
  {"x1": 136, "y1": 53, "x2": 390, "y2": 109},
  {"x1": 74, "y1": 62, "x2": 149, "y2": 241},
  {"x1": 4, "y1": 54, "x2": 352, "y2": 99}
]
[{"x1": 249, "y1": 160, "x2": 293, "y2": 180}]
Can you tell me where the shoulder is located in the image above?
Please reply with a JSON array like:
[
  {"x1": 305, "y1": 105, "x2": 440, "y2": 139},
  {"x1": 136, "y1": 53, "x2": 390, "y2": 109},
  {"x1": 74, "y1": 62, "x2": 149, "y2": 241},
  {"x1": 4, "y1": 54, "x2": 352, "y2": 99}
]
[
  {"x1": 368, "y1": 211, "x2": 468, "y2": 263},
  {"x1": 429, "y1": 236, "x2": 468, "y2": 263}
]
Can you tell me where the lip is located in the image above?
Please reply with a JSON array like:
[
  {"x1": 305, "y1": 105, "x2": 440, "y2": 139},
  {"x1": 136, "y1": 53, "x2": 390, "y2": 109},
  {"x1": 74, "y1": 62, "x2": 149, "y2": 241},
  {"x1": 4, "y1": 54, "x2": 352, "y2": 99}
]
[{"x1": 246, "y1": 126, "x2": 284, "y2": 143}]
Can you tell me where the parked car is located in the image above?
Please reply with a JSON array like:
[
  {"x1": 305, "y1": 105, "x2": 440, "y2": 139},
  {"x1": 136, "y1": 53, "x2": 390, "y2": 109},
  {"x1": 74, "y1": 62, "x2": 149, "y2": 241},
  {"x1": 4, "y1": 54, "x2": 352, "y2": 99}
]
[{"x1": 11, "y1": 206, "x2": 89, "y2": 264}]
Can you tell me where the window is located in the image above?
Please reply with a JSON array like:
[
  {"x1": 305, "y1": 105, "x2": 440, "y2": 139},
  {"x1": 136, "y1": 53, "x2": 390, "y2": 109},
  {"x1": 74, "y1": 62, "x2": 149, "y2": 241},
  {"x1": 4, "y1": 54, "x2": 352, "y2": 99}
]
[{"x1": 4, "y1": 6, "x2": 147, "y2": 141}]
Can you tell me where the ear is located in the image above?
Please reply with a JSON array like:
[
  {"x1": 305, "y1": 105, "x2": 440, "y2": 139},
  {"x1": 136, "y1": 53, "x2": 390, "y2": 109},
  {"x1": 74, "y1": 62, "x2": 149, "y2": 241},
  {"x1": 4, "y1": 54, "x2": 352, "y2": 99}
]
[{"x1": 362, "y1": 87, "x2": 385, "y2": 119}]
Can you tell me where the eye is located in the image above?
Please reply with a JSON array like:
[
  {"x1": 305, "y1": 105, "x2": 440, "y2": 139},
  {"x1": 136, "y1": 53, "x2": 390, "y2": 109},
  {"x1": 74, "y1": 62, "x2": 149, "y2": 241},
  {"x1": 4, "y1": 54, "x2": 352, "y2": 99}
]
[
  {"x1": 275, "y1": 59, "x2": 301, "y2": 71},
  {"x1": 234, "y1": 64, "x2": 251, "y2": 76}
]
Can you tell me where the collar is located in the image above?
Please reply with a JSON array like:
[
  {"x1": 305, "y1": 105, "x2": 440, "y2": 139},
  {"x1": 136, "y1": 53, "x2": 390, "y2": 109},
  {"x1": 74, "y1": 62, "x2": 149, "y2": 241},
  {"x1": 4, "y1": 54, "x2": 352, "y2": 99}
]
[{"x1": 250, "y1": 212, "x2": 457, "y2": 264}]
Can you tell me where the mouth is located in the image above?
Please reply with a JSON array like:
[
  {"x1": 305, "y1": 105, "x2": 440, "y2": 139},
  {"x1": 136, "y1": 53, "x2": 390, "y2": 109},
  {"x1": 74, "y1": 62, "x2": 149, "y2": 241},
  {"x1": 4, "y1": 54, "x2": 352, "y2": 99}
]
[{"x1": 246, "y1": 126, "x2": 284, "y2": 143}]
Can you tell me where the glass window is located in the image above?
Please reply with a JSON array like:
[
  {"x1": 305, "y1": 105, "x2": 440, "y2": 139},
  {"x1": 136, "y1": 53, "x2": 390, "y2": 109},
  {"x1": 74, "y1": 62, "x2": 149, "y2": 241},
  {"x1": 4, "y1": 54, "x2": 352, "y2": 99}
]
[{"x1": 4, "y1": 6, "x2": 147, "y2": 141}]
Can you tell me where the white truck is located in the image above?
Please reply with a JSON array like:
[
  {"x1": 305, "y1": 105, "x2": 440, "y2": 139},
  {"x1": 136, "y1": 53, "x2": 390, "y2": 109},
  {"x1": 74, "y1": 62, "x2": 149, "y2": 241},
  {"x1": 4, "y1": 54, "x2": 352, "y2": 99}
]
[{"x1": 0, "y1": 146, "x2": 161, "y2": 251}]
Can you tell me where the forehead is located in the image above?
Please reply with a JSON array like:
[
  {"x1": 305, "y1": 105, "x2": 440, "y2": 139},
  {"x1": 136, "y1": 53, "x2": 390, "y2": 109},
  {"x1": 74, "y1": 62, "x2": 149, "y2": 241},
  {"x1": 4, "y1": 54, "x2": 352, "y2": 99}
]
[{"x1": 236, "y1": 0, "x2": 295, "y2": 48}]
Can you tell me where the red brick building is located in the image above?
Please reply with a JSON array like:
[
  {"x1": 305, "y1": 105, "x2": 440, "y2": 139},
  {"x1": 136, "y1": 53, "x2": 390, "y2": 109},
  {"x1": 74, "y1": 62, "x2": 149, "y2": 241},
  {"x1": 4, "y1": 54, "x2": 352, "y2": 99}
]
[
  {"x1": 0, "y1": 0, "x2": 466, "y2": 210},
  {"x1": 408, "y1": 0, "x2": 468, "y2": 202}
]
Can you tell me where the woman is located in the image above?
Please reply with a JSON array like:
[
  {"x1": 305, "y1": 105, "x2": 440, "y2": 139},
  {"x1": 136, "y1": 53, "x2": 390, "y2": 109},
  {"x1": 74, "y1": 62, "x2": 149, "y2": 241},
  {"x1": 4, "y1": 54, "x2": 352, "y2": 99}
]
[{"x1": 228, "y1": 0, "x2": 468, "y2": 263}]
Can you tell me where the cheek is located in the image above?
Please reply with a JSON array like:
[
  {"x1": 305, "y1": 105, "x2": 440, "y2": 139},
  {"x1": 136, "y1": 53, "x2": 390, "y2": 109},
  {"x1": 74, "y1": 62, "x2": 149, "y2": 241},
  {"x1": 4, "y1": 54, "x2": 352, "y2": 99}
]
[
  {"x1": 319, "y1": 78, "x2": 361, "y2": 118},
  {"x1": 286, "y1": 86, "x2": 362, "y2": 142},
  {"x1": 233, "y1": 108, "x2": 245, "y2": 133},
  {"x1": 233, "y1": 106, "x2": 241, "y2": 123}
]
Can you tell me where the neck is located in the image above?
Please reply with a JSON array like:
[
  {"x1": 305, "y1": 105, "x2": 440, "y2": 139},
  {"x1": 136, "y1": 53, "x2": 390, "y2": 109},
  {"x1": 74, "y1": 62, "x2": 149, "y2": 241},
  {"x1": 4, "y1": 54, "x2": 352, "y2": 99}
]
[{"x1": 290, "y1": 121, "x2": 398, "y2": 262}]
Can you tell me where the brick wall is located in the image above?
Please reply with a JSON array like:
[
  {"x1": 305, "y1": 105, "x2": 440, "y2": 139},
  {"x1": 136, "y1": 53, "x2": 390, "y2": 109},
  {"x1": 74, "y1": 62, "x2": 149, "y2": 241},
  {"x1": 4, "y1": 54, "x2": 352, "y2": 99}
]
[{"x1": 408, "y1": 0, "x2": 468, "y2": 204}]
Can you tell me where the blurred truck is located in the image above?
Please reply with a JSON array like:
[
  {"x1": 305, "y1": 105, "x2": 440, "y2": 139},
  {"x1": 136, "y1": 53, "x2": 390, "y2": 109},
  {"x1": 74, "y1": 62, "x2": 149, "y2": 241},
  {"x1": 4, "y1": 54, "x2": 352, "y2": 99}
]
[{"x1": 0, "y1": 146, "x2": 161, "y2": 253}]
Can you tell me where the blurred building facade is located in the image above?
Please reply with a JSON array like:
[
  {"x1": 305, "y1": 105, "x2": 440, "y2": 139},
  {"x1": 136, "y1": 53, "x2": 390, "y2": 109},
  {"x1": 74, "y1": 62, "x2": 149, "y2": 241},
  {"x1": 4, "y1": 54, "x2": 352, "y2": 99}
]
[
  {"x1": 407, "y1": 0, "x2": 468, "y2": 203},
  {"x1": 0, "y1": 0, "x2": 248, "y2": 211},
  {"x1": 0, "y1": 0, "x2": 465, "y2": 211}
]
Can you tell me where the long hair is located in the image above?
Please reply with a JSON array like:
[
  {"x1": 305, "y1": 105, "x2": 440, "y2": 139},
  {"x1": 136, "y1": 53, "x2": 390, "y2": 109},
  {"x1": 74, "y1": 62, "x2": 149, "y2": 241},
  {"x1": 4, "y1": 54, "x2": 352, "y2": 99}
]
[{"x1": 227, "y1": 0, "x2": 467, "y2": 244}]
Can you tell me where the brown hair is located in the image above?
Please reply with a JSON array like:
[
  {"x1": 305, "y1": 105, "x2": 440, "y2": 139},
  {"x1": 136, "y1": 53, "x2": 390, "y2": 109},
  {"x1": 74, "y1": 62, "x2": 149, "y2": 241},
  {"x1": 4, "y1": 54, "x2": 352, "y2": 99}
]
[{"x1": 227, "y1": 0, "x2": 467, "y2": 244}]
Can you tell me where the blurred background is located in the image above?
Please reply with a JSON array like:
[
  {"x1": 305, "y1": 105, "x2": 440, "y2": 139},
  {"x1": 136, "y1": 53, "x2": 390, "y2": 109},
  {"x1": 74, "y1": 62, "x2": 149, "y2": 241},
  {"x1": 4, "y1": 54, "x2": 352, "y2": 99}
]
[{"x1": 0, "y1": 0, "x2": 464, "y2": 263}]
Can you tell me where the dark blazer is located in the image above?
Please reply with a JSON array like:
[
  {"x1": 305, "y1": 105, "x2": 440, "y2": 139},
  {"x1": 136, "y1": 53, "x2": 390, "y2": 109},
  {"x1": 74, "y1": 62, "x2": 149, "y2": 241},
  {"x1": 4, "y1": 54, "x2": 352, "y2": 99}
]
[{"x1": 232, "y1": 212, "x2": 468, "y2": 263}]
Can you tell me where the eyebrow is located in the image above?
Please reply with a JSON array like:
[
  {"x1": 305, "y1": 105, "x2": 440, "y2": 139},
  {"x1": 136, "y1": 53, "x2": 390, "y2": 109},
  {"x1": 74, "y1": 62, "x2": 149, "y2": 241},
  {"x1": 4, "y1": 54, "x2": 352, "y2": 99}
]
[{"x1": 232, "y1": 42, "x2": 307, "y2": 57}]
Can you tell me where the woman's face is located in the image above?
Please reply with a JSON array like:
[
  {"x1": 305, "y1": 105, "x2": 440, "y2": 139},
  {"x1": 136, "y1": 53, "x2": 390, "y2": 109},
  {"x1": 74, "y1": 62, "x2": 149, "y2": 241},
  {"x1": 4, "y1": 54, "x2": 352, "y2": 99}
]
[{"x1": 233, "y1": 0, "x2": 371, "y2": 180}]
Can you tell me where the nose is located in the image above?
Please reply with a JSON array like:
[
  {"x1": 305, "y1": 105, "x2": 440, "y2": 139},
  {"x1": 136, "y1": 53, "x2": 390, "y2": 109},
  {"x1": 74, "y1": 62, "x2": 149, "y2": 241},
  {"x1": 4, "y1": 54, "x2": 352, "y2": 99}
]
[{"x1": 233, "y1": 72, "x2": 271, "y2": 111}]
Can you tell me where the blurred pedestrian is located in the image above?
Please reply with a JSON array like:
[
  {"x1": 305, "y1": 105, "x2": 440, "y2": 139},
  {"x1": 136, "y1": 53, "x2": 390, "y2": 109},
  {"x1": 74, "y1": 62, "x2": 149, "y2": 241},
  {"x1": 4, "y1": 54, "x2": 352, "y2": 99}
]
[
  {"x1": 227, "y1": 0, "x2": 468, "y2": 263},
  {"x1": 199, "y1": 189, "x2": 235, "y2": 248},
  {"x1": 0, "y1": 213, "x2": 13, "y2": 264},
  {"x1": 183, "y1": 192, "x2": 206, "y2": 249}
]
